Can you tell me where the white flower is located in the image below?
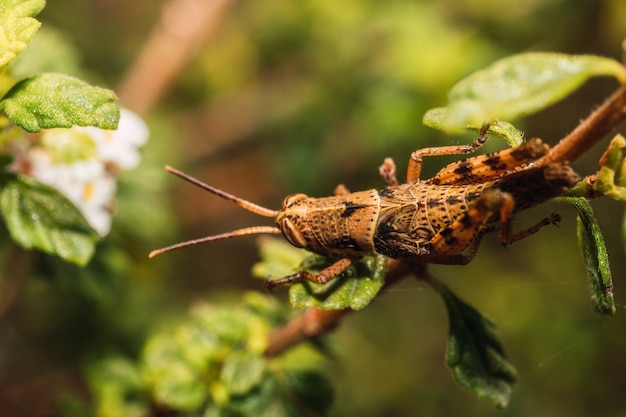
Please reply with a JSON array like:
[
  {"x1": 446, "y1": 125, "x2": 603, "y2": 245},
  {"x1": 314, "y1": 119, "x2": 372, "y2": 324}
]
[
  {"x1": 72, "y1": 174, "x2": 117, "y2": 236},
  {"x1": 7, "y1": 107, "x2": 149, "y2": 237},
  {"x1": 13, "y1": 151, "x2": 115, "y2": 235},
  {"x1": 89, "y1": 108, "x2": 149, "y2": 170}
]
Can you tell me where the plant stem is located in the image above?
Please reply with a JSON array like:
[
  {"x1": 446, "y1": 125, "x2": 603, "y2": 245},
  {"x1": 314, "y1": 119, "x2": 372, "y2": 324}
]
[{"x1": 538, "y1": 84, "x2": 626, "y2": 166}]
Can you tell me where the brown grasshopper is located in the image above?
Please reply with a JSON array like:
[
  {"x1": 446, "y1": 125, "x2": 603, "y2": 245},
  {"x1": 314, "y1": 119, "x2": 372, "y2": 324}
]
[{"x1": 150, "y1": 125, "x2": 579, "y2": 288}]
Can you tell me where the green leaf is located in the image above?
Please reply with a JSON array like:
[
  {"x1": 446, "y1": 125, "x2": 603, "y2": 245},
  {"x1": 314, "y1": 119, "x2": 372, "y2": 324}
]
[
  {"x1": 426, "y1": 52, "x2": 626, "y2": 131},
  {"x1": 152, "y1": 362, "x2": 206, "y2": 412},
  {"x1": 558, "y1": 197, "x2": 615, "y2": 316},
  {"x1": 288, "y1": 254, "x2": 387, "y2": 311},
  {"x1": 252, "y1": 237, "x2": 310, "y2": 280},
  {"x1": 86, "y1": 357, "x2": 149, "y2": 417},
  {"x1": 430, "y1": 279, "x2": 517, "y2": 408},
  {"x1": 173, "y1": 321, "x2": 220, "y2": 371},
  {"x1": 0, "y1": 73, "x2": 119, "y2": 132},
  {"x1": 592, "y1": 134, "x2": 626, "y2": 201},
  {"x1": 221, "y1": 352, "x2": 266, "y2": 395},
  {"x1": 142, "y1": 333, "x2": 207, "y2": 412},
  {"x1": 227, "y1": 374, "x2": 290, "y2": 417},
  {"x1": 226, "y1": 369, "x2": 333, "y2": 417},
  {"x1": 0, "y1": 174, "x2": 99, "y2": 265},
  {"x1": 0, "y1": 0, "x2": 45, "y2": 68},
  {"x1": 192, "y1": 304, "x2": 252, "y2": 344}
]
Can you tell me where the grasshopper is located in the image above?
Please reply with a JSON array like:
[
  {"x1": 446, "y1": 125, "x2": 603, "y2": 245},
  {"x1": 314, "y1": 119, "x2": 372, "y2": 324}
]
[{"x1": 150, "y1": 125, "x2": 579, "y2": 288}]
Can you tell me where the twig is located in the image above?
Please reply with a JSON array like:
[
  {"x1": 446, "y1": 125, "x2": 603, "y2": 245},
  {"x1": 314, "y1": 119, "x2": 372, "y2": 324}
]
[
  {"x1": 118, "y1": 0, "x2": 235, "y2": 114},
  {"x1": 264, "y1": 83, "x2": 626, "y2": 359},
  {"x1": 264, "y1": 258, "x2": 419, "y2": 357},
  {"x1": 537, "y1": 84, "x2": 626, "y2": 166}
]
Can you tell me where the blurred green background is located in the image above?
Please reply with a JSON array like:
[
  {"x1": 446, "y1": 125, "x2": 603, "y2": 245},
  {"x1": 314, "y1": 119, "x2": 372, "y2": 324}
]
[{"x1": 2, "y1": 0, "x2": 626, "y2": 416}]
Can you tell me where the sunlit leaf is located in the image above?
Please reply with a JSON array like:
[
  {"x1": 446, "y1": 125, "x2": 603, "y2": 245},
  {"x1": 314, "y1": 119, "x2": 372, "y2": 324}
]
[
  {"x1": 86, "y1": 357, "x2": 148, "y2": 417},
  {"x1": 142, "y1": 333, "x2": 207, "y2": 412},
  {"x1": 0, "y1": 73, "x2": 119, "y2": 132},
  {"x1": 221, "y1": 352, "x2": 266, "y2": 395},
  {"x1": 192, "y1": 304, "x2": 252, "y2": 344},
  {"x1": 288, "y1": 254, "x2": 387, "y2": 311},
  {"x1": 0, "y1": 0, "x2": 45, "y2": 68},
  {"x1": 430, "y1": 279, "x2": 517, "y2": 408},
  {"x1": 425, "y1": 52, "x2": 626, "y2": 131},
  {"x1": 560, "y1": 197, "x2": 615, "y2": 316},
  {"x1": 0, "y1": 174, "x2": 99, "y2": 265}
]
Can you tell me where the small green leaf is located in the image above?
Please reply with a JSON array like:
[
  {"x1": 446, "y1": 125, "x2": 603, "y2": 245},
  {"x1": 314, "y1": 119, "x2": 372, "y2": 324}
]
[
  {"x1": 430, "y1": 279, "x2": 517, "y2": 408},
  {"x1": 152, "y1": 362, "x2": 206, "y2": 411},
  {"x1": 86, "y1": 357, "x2": 149, "y2": 417},
  {"x1": 0, "y1": 174, "x2": 99, "y2": 265},
  {"x1": 288, "y1": 254, "x2": 387, "y2": 311},
  {"x1": 428, "y1": 52, "x2": 626, "y2": 131},
  {"x1": 559, "y1": 197, "x2": 615, "y2": 316},
  {"x1": 0, "y1": 0, "x2": 45, "y2": 68},
  {"x1": 252, "y1": 237, "x2": 310, "y2": 280},
  {"x1": 226, "y1": 369, "x2": 333, "y2": 417},
  {"x1": 192, "y1": 304, "x2": 252, "y2": 344},
  {"x1": 173, "y1": 322, "x2": 220, "y2": 371},
  {"x1": 422, "y1": 110, "x2": 524, "y2": 147},
  {"x1": 142, "y1": 333, "x2": 207, "y2": 412},
  {"x1": 0, "y1": 73, "x2": 119, "y2": 132},
  {"x1": 221, "y1": 352, "x2": 266, "y2": 395},
  {"x1": 592, "y1": 134, "x2": 626, "y2": 201}
]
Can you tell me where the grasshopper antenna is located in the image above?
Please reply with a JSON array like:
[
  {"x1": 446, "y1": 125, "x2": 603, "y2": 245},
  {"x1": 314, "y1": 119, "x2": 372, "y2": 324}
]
[
  {"x1": 164, "y1": 165, "x2": 279, "y2": 218},
  {"x1": 149, "y1": 166, "x2": 282, "y2": 258}
]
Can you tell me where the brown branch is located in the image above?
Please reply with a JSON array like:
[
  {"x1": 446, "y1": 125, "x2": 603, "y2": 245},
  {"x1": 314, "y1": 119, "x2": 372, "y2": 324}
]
[
  {"x1": 117, "y1": 0, "x2": 235, "y2": 115},
  {"x1": 537, "y1": 84, "x2": 626, "y2": 166}
]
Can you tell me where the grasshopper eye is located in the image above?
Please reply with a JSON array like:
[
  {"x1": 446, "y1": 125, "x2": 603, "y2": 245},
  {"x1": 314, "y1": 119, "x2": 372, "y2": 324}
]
[
  {"x1": 280, "y1": 217, "x2": 308, "y2": 249},
  {"x1": 282, "y1": 193, "x2": 308, "y2": 208}
]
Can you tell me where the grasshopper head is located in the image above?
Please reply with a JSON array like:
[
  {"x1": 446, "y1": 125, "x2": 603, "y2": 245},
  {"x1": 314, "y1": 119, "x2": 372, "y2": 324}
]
[{"x1": 275, "y1": 193, "x2": 313, "y2": 250}]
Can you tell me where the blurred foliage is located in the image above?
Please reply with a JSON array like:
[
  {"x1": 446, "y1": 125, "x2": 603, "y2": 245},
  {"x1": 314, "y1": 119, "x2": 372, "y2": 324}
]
[
  {"x1": 87, "y1": 293, "x2": 332, "y2": 417},
  {"x1": 1, "y1": 0, "x2": 626, "y2": 417}
]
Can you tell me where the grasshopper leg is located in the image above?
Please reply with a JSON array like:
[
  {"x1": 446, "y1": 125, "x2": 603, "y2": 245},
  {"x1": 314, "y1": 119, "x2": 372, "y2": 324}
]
[
  {"x1": 429, "y1": 138, "x2": 549, "y2": 186},
  {"x1": 504, "y1": 212, "x2": 561, "y2": 247},
  {"x1": 266, "y1": 257, "x2": 355, "y2": 289},
  {"x1": 406, "y1": 123, "x2": 490, "y2": 183},
  {"x1": 429, "y1": 188, "x2": 514, "y2": 255}
]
